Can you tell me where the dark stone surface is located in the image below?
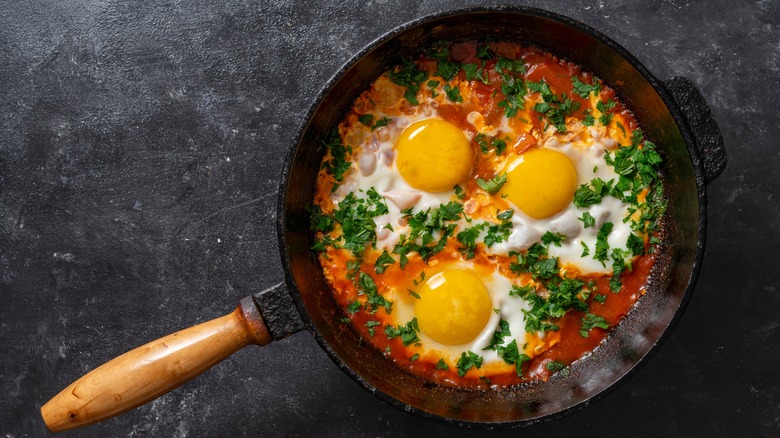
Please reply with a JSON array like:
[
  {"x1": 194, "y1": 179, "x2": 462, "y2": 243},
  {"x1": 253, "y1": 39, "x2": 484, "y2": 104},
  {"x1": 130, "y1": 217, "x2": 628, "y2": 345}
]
[{"x1": 1, "y1": 0, "x2": 778, "y2": 436}]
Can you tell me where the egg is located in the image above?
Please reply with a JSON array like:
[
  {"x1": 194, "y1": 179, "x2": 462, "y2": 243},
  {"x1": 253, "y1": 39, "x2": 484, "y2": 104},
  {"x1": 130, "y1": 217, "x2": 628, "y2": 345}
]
[
  {"x1": 502, "y1": 148, "x2": 578, "y2": 219},
  {"x1": 396, "y1": 119, "x2": 474, "y2": 192},
  {"x1": 388, "y1": 259, "x2": 532, "y2": 369}
]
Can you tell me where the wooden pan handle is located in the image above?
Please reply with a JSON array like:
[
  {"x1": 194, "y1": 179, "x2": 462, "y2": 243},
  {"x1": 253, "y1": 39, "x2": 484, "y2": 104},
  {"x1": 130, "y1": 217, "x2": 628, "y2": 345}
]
[{"x1": 40, "y1": 296, "x2": 271, "y2": 432}]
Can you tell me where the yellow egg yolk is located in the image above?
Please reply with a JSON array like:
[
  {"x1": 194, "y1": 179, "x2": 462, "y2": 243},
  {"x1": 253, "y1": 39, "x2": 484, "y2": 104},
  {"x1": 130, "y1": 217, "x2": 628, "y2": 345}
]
[
  {"x1": 414, "y1": 270, "x2": 492, "y2": 345},
  {"x1": 501, "y1": 148, "x2": 578, "y2": 219},
  {"x1": 395, "y1": 119, "x2": 473, "y2": 192}
]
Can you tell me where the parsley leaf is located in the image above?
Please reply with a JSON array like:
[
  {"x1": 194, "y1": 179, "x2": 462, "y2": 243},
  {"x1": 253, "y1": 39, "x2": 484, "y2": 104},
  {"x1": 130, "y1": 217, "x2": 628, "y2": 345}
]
[
  {"x1": 454, "y1": 184, "x2": 465, "y2": 200},
  {"x1": 541, "y1": 231, "x2": 566, "y2": 247},
  {"x1": 456, "y1": 351, "x2": 484, "y2": 377},
  {"x1": 443, "y1": 83, "x2": 463, "y2": 102},
  {"x1": 358, "y1": 271, "x2": 393, "y2": 314},
  {"x1": 476, "y1": 41, "x2": 496, "y2": 59},
  {"x1": 388, "y1": 58, "x2": 428, "y2": 105},
  {"x1": 500, "y1": 340, "x2": 531, "y2": 376},
  {"x1": 545, "y1": 361, "x2": 566, "y2": 372},
  {"x1": 374, "y1": 250, "x2": 395, "y2": 274},
  {"x1": 627, "y1": 233, "x2": 645, "y2": 256},
  {"x1": 385, "y1": 318, "x2": 420, "y2": 346},
  {"x1": 372, "y1": 117, "x2": 391, "y2": 130},
  {"x1": 573, "y1": 178, "x2": 614, "y2": 208},
  {"x1": 456, "y1": 224, "x2": 484, "y2": 259},
  {"x1": 436, "y1": 358, "x2": 449, "y2": 370},
  {"x1": 596, "y1": 99, "x2": 616, "y2": 126},
  {"x1": 358, "y1": 114, "x2": 373, "y2": 126},
  {"x1": 580, "y1": 312, "x2": 610, "y2": 338},
  {"x1": 594, "y1": 222, "x2": 613, "y2": 265},
  {"x1": 309, "y1": 205, "x2": 335, "y2": 233},
  {"x1": 483, "y1": 319, "x2": 511, "y2": 351},
  {"x1": 365, "y1": 320, "x2": 381, "y2": 336},
  {"x1": 579, "y1": 212, "x2": 595, "y2": 228},
  {"x1": 571, "y1": 76, "x2": 601, "y2": 98},
  {"x1": 321, "y1": 129, "x2": 352, "y2": 183},
  {"x1": 582, "y1": 109, "x2": 595, "y2": 126},
  {"x1": 435, "y1": 60, "x2": 460, "y2": 82},
  {"x1": 580, "y1": 241, "x2": 590, "y2": 257},
  {"x1": 492, "y1": 137, "x2": 507, "y2": 155},
  {"x1": 495, "y1": 57, "x2": 527, "y2": 118},
  {"x1": 528, "y1": 79, "x2": 580, "y2": 132},
  {"x1": 476, "y1": 173, "x2": 507, "y2": 194}
]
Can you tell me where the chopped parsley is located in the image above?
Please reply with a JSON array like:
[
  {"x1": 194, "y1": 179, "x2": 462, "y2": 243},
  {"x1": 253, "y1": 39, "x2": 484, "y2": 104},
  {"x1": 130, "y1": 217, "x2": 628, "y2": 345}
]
[
  {"x1": 495, "y1": 57, "x2": 527, "y2": 118},
  {"x1": 308, "y1": 205, "x2": 335, "y2": 234},
  {"x1": 483, "y1": 319, "x2": 511, "y2": 351},
  {"x1": 593, "y1": 293, "x2": 607, "y2": 304},
  {"x1": 456, "y1": 224, "x2": 483, "y2": 259},
  {"x1": 510, "y1": 243, "x2": 559, "y2": 281},
  {"x1": 388, "y1": 58, "x2": 428, "y2": 105},
  {"x1": 453, "y1": 184, "x2": 466, "y2": 200},
  {"x1": 580, "y1": 241, "x2": 590, "y2": 257},
  {"x1": 476, "y1": 40, "x2": 496, "y2": 59},
  {"x1": 528, "y1": 79, "x2": 579, "y2": 132},
  {"x1": 358, "y1": 114, "x2": 373, "y2": 126},
  {"x1": 443, "y1": 83, "x2": 463, "y2": 102},
  {"x1": 475, "y1": 134, "x2": 509, "y2": 156},
  {"x1": 436, "y1": 358, "x2": 449, "y2": 370},
  {"x1": 510, "y1": 276, "x2": 589, "y2": 334},
  {"x1": 483, "y1": 210, "x2": 513, "y2": 247},
  {"x1": 319, "y1": 189, "x2": 388, "y2": 256},
  {"x1": 573, "y1": 178, "x2": 614, "y2": 208},
  {"x1": 627, "y1": 233, "x2": 645, "y2": 256},
  {"x1": 596, "y1": 99, "x2": 616, "y2": 126},
  {"x1": 580, "y1": 312, "x2": 610, "y2": 338},
  {"x1": 541, "y1": 231, "x2": 566, "y2": 247},
  {"x1": 582, "y1": 109, "x2": 595, "y2": 126},
  {"x1": 392, "y1": 201, "x2": 464, "y2": 263},
  {"x1": 476, "y1": 173, "x2": 507, "y2": 194},
  {"x1": 372, "y1": 117, "x2": 391, "y2": 130},
  {"x1": 358, "y1": 271, "x2": 393, "y2": 314},
  {"x1": 321, "y1": 129, "x2": 352, "y2": 185},
  {"x1": 463, "y1": 62, "x2": 490, "y2": 84},
  {"x1": 385, "y1": 318, "x2": 420, "y2": 346},
  {"x1": 571, "y1": 76, "x2": 601, "y2": 98},
  {"x1": 500, "y1": 340, "x2": 531, "y2": 377},
  {"x1": 578, "y1": 212, "x2": 595, "y2": 228},
  {"x1": 455, "y1": 351, "x2": 484, "y2": 377},
  {"x1": 594, "y1": 222, "x2": 614, "y2": 266},
  {"x1": 545, "y1": 361, "x2": 566, "y2": 372},
  {"x1": 374, "y1": 250, "x2": 395, "y2": 274},
  {"x1": 365, "y1": 320, "x2": 381, "y2": 336}
]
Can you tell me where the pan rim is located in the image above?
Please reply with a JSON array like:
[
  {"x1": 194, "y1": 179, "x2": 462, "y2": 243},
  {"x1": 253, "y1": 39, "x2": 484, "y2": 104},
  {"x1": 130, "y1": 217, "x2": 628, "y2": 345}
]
[{"x1": 276, "y1": 5, "x2": 709, "y2": 428}]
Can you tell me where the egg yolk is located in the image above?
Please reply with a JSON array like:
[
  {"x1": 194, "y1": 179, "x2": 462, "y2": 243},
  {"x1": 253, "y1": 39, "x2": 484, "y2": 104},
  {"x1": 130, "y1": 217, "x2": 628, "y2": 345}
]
[
  {"x1": 414, "y1": 270, "x2": 492, "y2": 345},
  {"x1": 501, "y1": 148, "x2": 578, "y2": 219},
  {"x1": 395, "y1": 119, "x2": 473, "y2": 192}
]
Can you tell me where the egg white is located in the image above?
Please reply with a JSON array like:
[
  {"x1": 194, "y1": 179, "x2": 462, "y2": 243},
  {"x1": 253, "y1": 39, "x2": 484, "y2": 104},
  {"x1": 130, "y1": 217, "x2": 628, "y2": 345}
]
[{"x1": 334, "y1": 104, "x2": 476, "y2": 252}]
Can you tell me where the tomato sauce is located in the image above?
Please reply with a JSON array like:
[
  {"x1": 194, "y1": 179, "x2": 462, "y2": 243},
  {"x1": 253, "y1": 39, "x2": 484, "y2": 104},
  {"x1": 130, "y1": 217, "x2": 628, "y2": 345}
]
[{"x1": 314, "y1": 40, "x2": 661, "y2": 388}]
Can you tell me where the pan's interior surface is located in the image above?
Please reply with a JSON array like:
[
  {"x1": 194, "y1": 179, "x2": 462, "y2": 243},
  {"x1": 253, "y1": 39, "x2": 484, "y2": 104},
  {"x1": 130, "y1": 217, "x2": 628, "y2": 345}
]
[{"x1": 279, "y1": 8, "x2": 701, "y2": 426}]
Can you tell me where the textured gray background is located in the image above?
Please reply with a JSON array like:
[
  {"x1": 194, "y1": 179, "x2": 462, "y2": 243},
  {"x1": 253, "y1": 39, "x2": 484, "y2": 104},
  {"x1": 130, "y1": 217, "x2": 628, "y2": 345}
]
[{"x1": 1, "y1": 0, "x2": 778, "y2": 436}]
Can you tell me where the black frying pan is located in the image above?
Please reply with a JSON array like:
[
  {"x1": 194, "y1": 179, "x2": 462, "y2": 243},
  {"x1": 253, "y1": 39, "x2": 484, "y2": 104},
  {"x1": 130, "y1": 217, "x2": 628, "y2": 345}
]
[{"x1": 41, "y1": 6, "x2": 726, "y2": 431}]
